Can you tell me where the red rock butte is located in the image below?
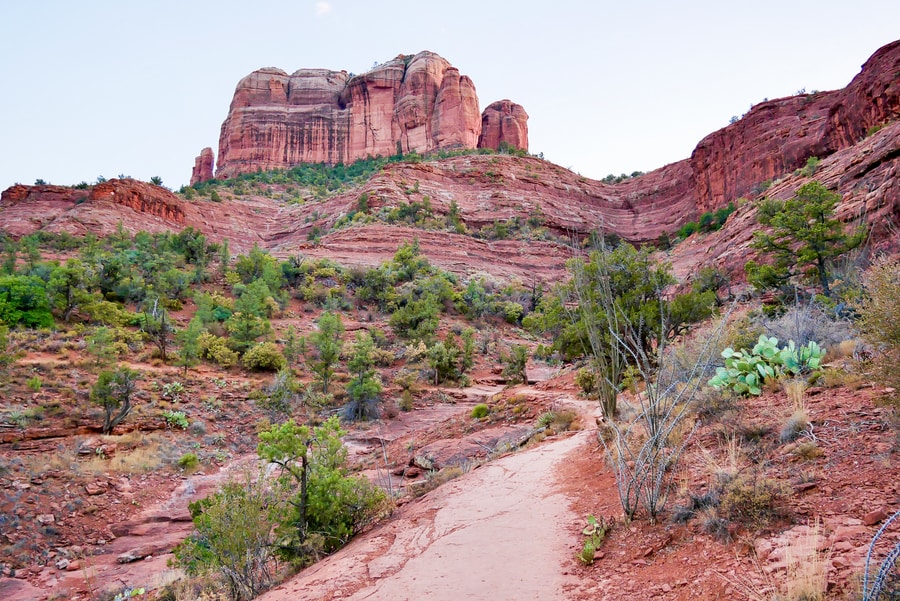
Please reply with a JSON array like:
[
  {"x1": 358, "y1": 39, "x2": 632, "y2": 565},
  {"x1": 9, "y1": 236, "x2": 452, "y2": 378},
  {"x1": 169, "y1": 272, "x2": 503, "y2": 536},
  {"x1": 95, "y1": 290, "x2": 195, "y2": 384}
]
[{"x1": 209, "y1": 51, "x2": 528, "y2": 181}]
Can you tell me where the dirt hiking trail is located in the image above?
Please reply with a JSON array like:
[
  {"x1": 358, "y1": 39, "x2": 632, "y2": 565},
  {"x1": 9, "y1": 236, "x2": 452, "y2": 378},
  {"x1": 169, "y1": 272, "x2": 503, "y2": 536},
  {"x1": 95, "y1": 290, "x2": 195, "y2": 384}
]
[{"x1": 259, "y1": 396, "x2": 601, "y2": 601}]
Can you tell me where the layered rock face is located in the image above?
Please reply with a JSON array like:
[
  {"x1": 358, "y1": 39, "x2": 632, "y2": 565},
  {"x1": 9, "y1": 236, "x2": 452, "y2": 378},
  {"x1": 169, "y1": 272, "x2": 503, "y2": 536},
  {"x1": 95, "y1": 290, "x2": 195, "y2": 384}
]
[
  {"x1": 216, "y1": 51, "x2": 494, "y2": 178},
  {"x1": 478, "y1": 100, "x2": 529, "y2": 151},
  {"x1": 690, "y1": 39, "x2": 900, "y2": 212},
  {"x1": 190, "y1": 147, "x2": 215, "y2": 185}
]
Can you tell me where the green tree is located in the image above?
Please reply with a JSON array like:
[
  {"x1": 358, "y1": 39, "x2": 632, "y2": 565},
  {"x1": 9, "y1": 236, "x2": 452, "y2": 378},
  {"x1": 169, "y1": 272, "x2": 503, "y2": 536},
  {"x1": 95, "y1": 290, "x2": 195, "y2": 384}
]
[
  {"x1": 91, "y1": 366, "x2": 140, "y2": 434},
  {"x1": 526, "y1": 241, "x2": 714, "y2": 417},
  {"x1": 140, "y1": 298, "x2": 174, "y2": 363},
  {"x1": 174, "y1": 476, "x2": 277, "y2": 601},
  {"x1": 745, "y1": 181, "x2": 865, "y2": 298},
  {"x1": 47, "y1": 259, "x2": 95, "y2": 321},
  {"x1": 502, "y1": 344, "x2": 529, "y2": 385},
  {"x1": 306, "y1": 312, "x2": 344, "y2": 394},
  {"x1": 257, "y1": 416, "x2": 387, "y2": 557},
  {"x1": 427, "y1": 335, "x2": 461, "y2": 385},
  {"x1": 282, "y1": 325, "x2": 303, "y2": 367},
  {"x1": 224, "y1": 311, "x2": 272, "y2": 353},
  {"x1": 345, "y1": 332, "x2": 382, "y2": 420},
  {"x1": 0, "y1": 275, "x2": 54, "y2": 328},
  {"x1": 87, "y1": 326, "x2": 120, "y2": 366},
  {"x1": 176, "y1": 317, "x2": 204, "y2": 375}
]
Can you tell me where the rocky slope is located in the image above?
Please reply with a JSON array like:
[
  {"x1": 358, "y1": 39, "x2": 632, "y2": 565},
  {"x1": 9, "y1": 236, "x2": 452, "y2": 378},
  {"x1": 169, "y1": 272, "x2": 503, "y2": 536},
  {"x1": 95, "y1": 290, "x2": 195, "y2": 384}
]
[
  {"x1": 3, "y1": 41, "x2": 899, "y2": 286},
  {"x1": 214, "y1": 51, "x2": 529, "y2": 179}
]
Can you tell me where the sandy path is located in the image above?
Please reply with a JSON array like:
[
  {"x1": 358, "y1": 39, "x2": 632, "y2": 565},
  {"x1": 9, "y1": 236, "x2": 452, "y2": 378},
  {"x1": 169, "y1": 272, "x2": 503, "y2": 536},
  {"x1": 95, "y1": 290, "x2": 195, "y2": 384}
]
[{"x1": 260, "y1": 415, "x2": 595, "y2": 601}]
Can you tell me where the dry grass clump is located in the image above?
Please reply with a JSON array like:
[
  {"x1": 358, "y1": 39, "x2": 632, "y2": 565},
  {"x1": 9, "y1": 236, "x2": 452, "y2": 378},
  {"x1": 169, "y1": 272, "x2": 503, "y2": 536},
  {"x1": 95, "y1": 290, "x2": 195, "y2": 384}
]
[
  {"x1": 780, "y1": 380, "x2": 809, "y2": 443},
  {"x1": 718, "y1": 472, "x2": 790, "y2": 528},
  {"x1": 408, "y1": 465, "x2": 467, "y2": 498},
  {"x1": 781, "y1": 520, "x2": 831, "y2": 601}
]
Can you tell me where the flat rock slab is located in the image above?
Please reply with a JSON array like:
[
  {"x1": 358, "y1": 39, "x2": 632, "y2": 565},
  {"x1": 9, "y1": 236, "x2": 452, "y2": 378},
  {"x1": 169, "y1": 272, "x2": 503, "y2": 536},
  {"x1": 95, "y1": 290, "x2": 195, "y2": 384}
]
[{"x1": 259, "y1": 428, "x2": 587, "y2": 601}]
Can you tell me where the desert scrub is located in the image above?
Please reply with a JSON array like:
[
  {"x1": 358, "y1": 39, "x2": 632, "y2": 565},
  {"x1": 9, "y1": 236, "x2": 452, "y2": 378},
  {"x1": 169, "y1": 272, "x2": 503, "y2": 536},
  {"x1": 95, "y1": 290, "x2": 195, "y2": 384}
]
[
  {"x1": 719, "y1": 472, "x2": 789, "y2": 528},
  {"x1": 859, "y1": 257, "x2": 900, "y2": 401},
  {"x1": 471, "y1": 403, "x2": 489, "y2": 419},
  {"x1": 242, "y1": 342, "x2": 287, "y2": 372},
  {"x1": 177, "y1": 452, "x2": 200, "y2": 471},
  {"x1": 163, "y1": 410, "x2": 189, "y2": 430}
]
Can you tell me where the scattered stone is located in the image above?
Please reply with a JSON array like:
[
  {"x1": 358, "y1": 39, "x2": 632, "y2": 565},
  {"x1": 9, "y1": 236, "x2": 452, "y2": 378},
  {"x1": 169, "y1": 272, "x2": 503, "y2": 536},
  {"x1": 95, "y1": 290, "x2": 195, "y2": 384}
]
[
  {"x1": 36, "y1": 514, "x2": 55, "y2": 525},
  {"x1": 84, "y1": 482, "x2": 105, "y2": 496},
  {"x1": 55, "y1": 559, "x2": 68, "y2": 570},
  {"x1": 863, "y1": 508, "x2": 888, "y2": 526}
]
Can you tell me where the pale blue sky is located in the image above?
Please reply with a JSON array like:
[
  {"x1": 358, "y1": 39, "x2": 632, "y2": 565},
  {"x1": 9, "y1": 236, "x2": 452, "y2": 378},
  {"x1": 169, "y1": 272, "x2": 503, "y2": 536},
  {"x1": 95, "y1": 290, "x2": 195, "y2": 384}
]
[{"x1": 1, "y1": 0, "x2": 898, "y2": 191}]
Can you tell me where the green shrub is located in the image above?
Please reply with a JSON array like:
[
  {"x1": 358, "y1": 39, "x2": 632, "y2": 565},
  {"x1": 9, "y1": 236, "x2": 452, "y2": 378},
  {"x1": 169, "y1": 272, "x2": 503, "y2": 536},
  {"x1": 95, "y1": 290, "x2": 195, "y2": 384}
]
[
  {"x1": 26, "y1": 376, "x2": 41, "y2": 392},
  {"x1": 399, "y1": 389, "x2": 414, "y2": 412},
  {"x1": 502, "y1": 344, "x2": 529, "y2": 385},
  {"x1": 163, "y1": 410, "x2": 189, "y2": 429},
  {"x1": 471, "y1": 403, "x2": 489, "y2": 419},
  {"x1": 177, "y1": 452, "x2": 200, "y2": 471},
  {"x1": 242, "y1": 342, "x2": 287, "y2": 372},
  {"x1": 575, "y1": 367, "x2": 597, "y2": 396},
  {"x1": 0, "y1": 275, "x2": 54, "y2": 328},
  {"x1": 198, "y1": 332, "x2": 239, "y2": 368}
]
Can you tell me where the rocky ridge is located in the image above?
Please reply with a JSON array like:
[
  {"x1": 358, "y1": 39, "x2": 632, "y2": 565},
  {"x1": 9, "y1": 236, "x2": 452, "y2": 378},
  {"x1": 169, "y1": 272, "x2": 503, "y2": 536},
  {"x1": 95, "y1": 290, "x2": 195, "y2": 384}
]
[
  {"x1": 2, "y1": 42, "x2": 899, "y2": 286},
  {"x1": 214, "y1": 51, "x2": 529, "y2": 179}
]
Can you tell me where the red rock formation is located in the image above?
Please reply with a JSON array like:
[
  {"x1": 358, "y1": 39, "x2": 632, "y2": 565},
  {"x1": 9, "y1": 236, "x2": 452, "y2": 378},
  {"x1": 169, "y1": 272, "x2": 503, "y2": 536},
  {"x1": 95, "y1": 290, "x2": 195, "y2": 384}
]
[
  {"x1": 190, "y1": 147, "x2": 215, "y2": 185},
  {"x1": 690, "y1": 39, "x2": 900, "y2": 213},
  {"x1": 89, "y1": 179, "x2": 186, "y2": 224},
  {"x1": 216, "y1": 51, "x2": 486, "y2": 178},
  {"x1": 478, "y1": 100, "x2": 529, "y2": 151}
]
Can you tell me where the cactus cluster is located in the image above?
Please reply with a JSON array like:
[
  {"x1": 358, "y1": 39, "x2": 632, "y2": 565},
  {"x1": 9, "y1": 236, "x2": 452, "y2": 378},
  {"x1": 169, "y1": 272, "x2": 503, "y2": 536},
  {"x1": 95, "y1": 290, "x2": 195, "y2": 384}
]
[{"x1": 708, "y1": 335, "x2": 825, "y2": 395}]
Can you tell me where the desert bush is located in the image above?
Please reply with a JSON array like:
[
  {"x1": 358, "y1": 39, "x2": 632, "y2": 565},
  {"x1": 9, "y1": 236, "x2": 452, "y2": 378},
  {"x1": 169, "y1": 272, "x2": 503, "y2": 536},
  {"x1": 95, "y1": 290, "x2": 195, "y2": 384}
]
[
  {"x1": 399, "y1": 389, "x2": 414, "y2": 412},
  {"x1": 575, "y1": 366, "x2": 597, "y2": 396},
  {"x1": 501, "y1": 344, "x2": 529, "y2": 385},
  {"x1": 164, "y1": 410, "x2": 189, "y2": 429},
  {"x1": 718, "y1": 472, "x2": 788, "y2": 527},
  {"x1": 858, "y1": 257, "x2": 900, "y2": 399},
  {"x1": 761, "y1": 301, "x2": 855, "y2": 349},
  {"x1": 241, "y1": 342, "x2": 286, "y2": 372},
  {"x1": 471, "y1": 403, "x2": 489, "y2": 419},
  {"x1": 197, "y1": 332, "x2": 239, "y2": 368},
  {"x1": 177, "y1": 452, "x2": 200, "y2": 471},
  {"x1": 258, "y1": 369, "x2": 297, "y2": 416},
  {"x1": 174, "y1": 476, "x2": 277, "y2": 601}
]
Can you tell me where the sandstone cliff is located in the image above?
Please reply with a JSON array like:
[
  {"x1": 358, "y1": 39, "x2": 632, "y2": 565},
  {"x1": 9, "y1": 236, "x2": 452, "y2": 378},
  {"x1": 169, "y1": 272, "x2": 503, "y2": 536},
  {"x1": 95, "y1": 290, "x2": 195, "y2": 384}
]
[
  {"x1": 216, "y1": 51, "x2": 502, "y2": 178},
  {"x1": 689, "y1": 39, "x2": 900, "y2": 212},
  {"x1": 190, "y1": 147, "x2": 215, "y2": 185}
]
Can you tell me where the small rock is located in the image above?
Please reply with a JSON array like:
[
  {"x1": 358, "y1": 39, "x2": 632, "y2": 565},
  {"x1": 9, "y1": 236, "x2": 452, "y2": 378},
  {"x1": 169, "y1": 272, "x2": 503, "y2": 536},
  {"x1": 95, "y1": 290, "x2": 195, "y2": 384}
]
[
  {"x1": 863, "y1": 508, "x2": 888, "y2": 526},
  {"x1": 65, "y1": 560, "x2": 80, "y2": 572},
  {"x1": 36, "y1": 514, "x2": 55, "y2": 525},
  {"x1": 84, "y1": 481, "x2": 107, "y2": 495},
  {"x1": 55, "y1": 559, "x2": 69, "y2": 570},
  {"x1": 405, "y1": 467, "x2": 422, "y2": 479}
]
